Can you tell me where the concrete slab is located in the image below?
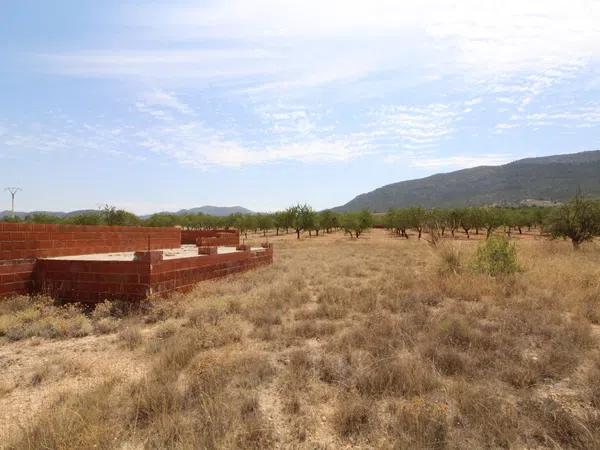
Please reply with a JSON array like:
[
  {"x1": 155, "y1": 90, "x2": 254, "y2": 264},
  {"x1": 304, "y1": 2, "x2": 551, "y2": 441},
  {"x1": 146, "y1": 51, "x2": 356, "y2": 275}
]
[{"x1": 43, "y1": 245, "x2": 266, "y2": 262}]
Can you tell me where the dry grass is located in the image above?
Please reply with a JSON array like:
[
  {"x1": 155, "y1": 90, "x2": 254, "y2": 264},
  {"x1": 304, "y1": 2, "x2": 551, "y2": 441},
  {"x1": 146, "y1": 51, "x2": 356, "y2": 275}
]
[{"x1": 1, "y1": 229, "x2": 600, "y2": 448}]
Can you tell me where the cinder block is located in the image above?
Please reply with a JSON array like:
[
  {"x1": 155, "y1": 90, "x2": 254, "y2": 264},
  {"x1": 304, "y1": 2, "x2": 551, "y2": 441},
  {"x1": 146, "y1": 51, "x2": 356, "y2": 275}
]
[{"x1": 133, "y1": 250, "x2": 163, "y2": 263}]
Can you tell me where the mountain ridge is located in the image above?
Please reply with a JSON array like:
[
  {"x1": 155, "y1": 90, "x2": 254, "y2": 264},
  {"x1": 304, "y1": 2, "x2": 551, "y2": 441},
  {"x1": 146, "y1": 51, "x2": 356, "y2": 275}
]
[
  {"x1": 0, "y1": 205, "x2": 255, "y2": 219},
  {"x1": 332, "y1": 150, "x2": 600, "y2": 212}
]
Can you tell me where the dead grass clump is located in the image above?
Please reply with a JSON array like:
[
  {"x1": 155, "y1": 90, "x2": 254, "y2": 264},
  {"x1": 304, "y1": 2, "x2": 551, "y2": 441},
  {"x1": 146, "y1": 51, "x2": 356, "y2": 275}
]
[
  {"x1": 434, "y1": 316, "x2": 478, "y2": 349},
  {"x1": 188, "y1": 306, "x2": 225, "y2": 327},
  {"x1": 154, "y1": 319, "x2": 179, "y2": 339},
  {"x1": 577, "y1": 290, "x2": 600, "y2": 324},
  {"x1": 228, "y1": 352, "x2": 274, "y2": 389},
  {"x1": 453, "y1": 382, "x2": 520, "y2": 447},
  {"x1": 93, "y1": 317, "x2": 120, "y2": 334},
  {"x1": 332, "y1": 395, "x2": 377, "y2": 439},
  {"x1": 353, "y1": 353, "x2": 438, "y2": 398},
  {"x1": 0, "y1": 294, "x2": 36, "y2": 315},
  {"x1": 386, "y1": 399, "x2": 448, "y2": 450},
  {"x1": 330, "y1": 313, "x2": 411, "y2": 357},
  {"x1": 436, "y1": 243, "x2": 462, "y2": 276},
  {"x1": 118, "y1": 325, "x2": 143, "y2": 350},
  {"x1": 318, "y1": 355, "x2": 352, "y2": 389},
  {"x1": 248, "y1": 307, "x2": 282, "y2": 327},
  {"x1": 288, "y1": 320, "x2": 337, "y2": 340},
  {"x1": 316, "y1": 285, "x2": 349, "y2": 319},
  {"x1": 139, "y1": 299, "x2": 185, "y2": 324},
  {"x1": 586, "y1": 352, "x2": 600, "y2": 409},
  {"x1": 235, "y1": 394, "x2": 275, "y2": 449},
  {"x1": 1, "y1": 298, "x2": 93, "y2": 341},
  {"x1": 522, "y1": 398, "x2": 600, "y2": 449},
  {"x1": 28, "y1": 357, "x2": 90, "y2": 387},
  {"x1": 187, "y1": 315, "x2": 243, "y2": 348},
  {"x1": 422, "y1": 345, "x2": 467, "y2": 376},
  {"x1": 12, "y1": 380, "x2": 125, "y2": 449}
]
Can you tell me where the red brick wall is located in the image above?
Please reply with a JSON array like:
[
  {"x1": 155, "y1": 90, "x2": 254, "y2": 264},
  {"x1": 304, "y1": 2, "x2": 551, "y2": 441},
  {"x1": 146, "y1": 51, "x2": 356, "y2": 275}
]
[
  {"x1": 0, "y1": 222, "x2": 181, "y2": 261},
  {"x1": 6, "y1": 244, "x2": 272, "y2": 303},
  {"x1": 35, "y1": 259, "x2": 151, "y2": 303},
  {"x1": 0, "y1": 260, "x2": 36, "y2": 297},
  {"x1": 149, "y1": 247, "x2": 272, "y2": 296},
  {"x1": 181, "y1": 229, "x2": 239, "y2": 246}
]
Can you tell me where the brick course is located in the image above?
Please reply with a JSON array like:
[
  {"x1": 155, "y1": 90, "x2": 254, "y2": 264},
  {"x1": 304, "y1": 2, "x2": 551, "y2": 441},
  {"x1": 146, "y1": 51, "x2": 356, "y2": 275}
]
[
  {"x1": 181, "y1": 229, "x2": 239, "y2": 246},
  {"x1": 0, "y1": 222, "x2": 181, "y2": 261},
  {"x1": 0, "y1": 222, "x2": 180, "y2": 298},
  {"x1": 0, "y1": 222, "x2": 271, "y2": 303},
  {"x1": 35, "y1": 246, "x2": 273, "y2": 303}
]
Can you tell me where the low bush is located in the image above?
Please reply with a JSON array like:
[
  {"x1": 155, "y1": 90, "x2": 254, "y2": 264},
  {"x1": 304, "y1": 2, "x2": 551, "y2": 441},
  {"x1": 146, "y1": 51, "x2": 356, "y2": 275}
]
[{"x1": 474, "y1": 236, "x2": 519, "y2": 276}]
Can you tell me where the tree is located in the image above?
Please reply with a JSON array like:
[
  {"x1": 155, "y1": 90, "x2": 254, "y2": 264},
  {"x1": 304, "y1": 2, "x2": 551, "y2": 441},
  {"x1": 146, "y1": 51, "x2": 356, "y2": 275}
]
[
  {"x1": 482, "y1": 208, "x2": 503, "y2": 239},
  {"x1": 457, "y1": 208, "x2": 475, "y2": 238},
  {"x1": 102, "y1": 205, "x2": 140, "y2": 226},
  {"x1": 308, "y1": 210, "x2": 321, "y2": 236},
  {"x1": 319, "y1": 210, "x2": 337, "y2": 233},
  {"x1": 26, "y1": 213, "x2": 62, "y2": 224},
  {"x1": 385, "y1": 208, "x2": 411, "y2": 238},
  {"x1": 407, "y1": 206, "x2": 426, "y2": 239},
  {"x1": 447, "y1": 209, "x2": 461, "y2": 237},
  {"x1": 66, "y1": 212, "x2": 103, "y2": 225},
  {"x1": 235, "y1": 214, "x2": 255, "y2": 239},
  {"x1": 256, "y1": 214, "x2": 273, "y2": 237},
  {"x1": 546, "y1": 192, "x2": 600, "y2": 249},
  {"x1": 340, "y1": 210, "x2": 372, "y2": 238},
  {"x1": 288, "y1": 204, "x2": 314, "y2": 239},
  {"x1": 273, "y1": 211, "x2": 286, "y2": 236},
  {"x1": 145, "y1": 213, "x2": 179, "y2": 228}
]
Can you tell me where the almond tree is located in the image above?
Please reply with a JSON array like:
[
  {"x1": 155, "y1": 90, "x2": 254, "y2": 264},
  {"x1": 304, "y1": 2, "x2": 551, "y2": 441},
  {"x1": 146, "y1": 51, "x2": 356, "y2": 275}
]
[{"x1": 546, "y1": 192, "x2": 600, "y2": 249}]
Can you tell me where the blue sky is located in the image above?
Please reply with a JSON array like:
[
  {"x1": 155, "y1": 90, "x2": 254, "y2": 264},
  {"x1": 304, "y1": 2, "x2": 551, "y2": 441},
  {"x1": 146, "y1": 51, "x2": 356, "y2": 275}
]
[{"x1": 1, "y1": 0, "x2": 600, "y2": 214}]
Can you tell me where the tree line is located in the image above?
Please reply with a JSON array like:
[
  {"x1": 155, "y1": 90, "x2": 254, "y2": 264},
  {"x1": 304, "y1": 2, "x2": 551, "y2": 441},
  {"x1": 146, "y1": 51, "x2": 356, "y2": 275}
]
[
  {"x1": 4, "y1": 193, "x2": 599, "y2": 248},
  {"x1": 383, "y1": 192, "x2": 600, "y2": 249},
  {"x1": 3, "y1": 204, "x2": 373, "y2": 240}
]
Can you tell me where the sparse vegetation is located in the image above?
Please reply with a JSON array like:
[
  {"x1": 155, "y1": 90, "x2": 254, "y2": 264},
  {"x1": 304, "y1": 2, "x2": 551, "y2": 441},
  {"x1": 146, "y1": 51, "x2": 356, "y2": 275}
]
[{"x1": 1, "y1": 223, "x2": 600, "y2": 448}]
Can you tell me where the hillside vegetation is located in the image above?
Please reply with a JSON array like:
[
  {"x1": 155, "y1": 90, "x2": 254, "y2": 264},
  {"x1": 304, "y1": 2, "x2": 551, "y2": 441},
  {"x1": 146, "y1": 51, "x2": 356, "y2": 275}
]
[{"x1": 334, "y1": 150, "x2": 600, "y2": 212}]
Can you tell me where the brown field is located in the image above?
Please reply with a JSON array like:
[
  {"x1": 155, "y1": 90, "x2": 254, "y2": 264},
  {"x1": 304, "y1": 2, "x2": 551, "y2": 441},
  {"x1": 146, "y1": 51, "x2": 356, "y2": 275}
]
[{"x1": 1, "y1": 228, "x2": 600, "y2": 449}]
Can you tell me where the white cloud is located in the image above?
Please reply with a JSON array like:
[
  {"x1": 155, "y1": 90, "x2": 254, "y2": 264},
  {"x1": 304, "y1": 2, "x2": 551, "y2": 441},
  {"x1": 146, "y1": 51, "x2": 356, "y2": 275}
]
[
  {"x1": 495, "y1": 104, "x2": 600, "y2": 132},
  {"x1": 136, "y1": 120, "x2": 370, "y2": 168},
  {"x1": 37, "y1": 1, "x2": 600, "y2": 98},
  {"x1": 367, "y1": 103, "x2": 464, "y2": 150},
  {"x1": 143, "y1": 90, "x2": 192, "y2": 114}
]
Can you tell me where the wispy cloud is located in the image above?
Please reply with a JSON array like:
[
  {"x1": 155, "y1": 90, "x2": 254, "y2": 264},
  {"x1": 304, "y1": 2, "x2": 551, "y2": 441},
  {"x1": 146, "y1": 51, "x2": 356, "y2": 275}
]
[
  {"x1": 495, "y1": 104, "x2": 600, "y2": 133},
  {"x1": 367, "y1": 103, "x2": 465, "y2": 151}
]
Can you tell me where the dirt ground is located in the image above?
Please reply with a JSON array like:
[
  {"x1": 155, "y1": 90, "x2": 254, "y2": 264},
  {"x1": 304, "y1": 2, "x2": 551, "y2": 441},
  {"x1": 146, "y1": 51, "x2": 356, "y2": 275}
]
[{"x1": 1, "y1": 228, "x2": 600, "y2": 449}]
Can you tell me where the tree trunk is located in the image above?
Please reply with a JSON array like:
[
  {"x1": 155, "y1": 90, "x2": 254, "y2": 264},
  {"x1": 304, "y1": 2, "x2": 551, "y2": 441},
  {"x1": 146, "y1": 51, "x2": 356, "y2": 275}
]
[
  {"x1": 296, "y1": 229, "x2": 300, "y2": 239},
  {"x1": 418, "y1": 228, "x2": 422, "y2": 239},
  {"x1": 276, "y1": 228, "x2": 279, "y2": 236},
  {"x1": 572, "y1": 239, "x2": 580, "y2": 250},
  {"x1": 316, "y1": 230, "x2": 320, "y2": 236}
]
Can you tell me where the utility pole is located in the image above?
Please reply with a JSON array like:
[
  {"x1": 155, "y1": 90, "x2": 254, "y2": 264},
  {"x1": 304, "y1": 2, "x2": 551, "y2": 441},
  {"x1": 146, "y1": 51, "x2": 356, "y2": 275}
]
[{"x1": 4, "y1": 187, "x2": 22, "y2": 218}]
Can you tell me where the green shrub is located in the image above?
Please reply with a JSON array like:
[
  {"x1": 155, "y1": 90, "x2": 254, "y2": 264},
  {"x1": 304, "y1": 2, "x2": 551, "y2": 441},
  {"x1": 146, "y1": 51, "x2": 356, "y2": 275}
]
[{"x1": 474, "y1": 236, "x2": 519, "y2": 276}]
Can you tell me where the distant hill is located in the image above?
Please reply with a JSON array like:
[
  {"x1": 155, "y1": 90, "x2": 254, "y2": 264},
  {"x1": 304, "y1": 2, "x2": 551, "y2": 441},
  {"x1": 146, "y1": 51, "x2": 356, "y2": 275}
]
[
  {"x1": 142, "y1": 206, "x2": 255, "y2": 218},
  {"x1": 333, "y1": 150, "x2": 600, "y2": 212},
  {"x1": 0, "y1": 206, "x2": 255, "y2": 220},
  {"x1": 172, "y1": 206, "x2": 254, "y2": 216},
  {"x1": 0, "y1": 209, "x2": 97, "y2": 219}
]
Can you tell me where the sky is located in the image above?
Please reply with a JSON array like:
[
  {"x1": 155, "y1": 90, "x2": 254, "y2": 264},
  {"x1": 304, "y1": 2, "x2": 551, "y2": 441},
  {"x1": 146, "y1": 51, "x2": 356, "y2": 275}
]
[{"x1": 1, "y1": 0, "x2": 600, "y2": 214}]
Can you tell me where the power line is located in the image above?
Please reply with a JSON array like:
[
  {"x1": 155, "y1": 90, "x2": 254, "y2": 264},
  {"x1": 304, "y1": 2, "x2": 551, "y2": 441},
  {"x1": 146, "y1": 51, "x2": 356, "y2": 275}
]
[{"x1": 4, "y1": 187, "x2": 22, "y2": 218}]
